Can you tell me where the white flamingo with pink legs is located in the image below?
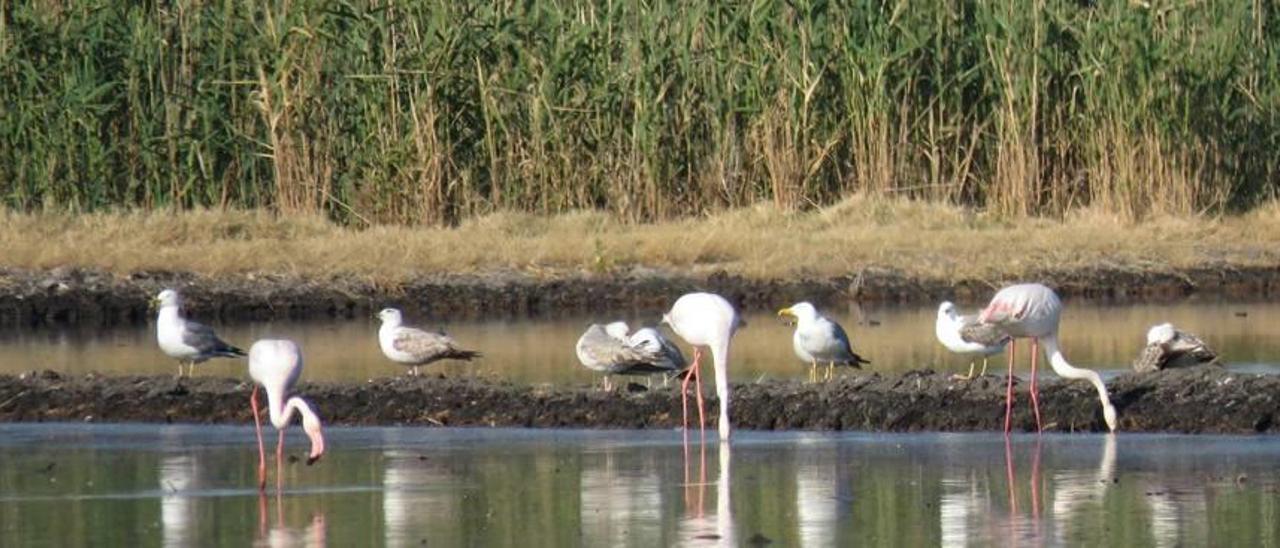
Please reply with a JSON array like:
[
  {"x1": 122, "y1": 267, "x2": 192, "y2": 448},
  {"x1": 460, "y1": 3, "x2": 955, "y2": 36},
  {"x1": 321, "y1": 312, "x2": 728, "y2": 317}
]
[
  {"x1": 248, "y1": 339, "x2": 327, "y2": 490},
  {"x1": 978, "y1": 283, "x2": 1117, "y2": 433},
  {"x1": 662, "y1": 292, "x2": 740, "y2": 442}
]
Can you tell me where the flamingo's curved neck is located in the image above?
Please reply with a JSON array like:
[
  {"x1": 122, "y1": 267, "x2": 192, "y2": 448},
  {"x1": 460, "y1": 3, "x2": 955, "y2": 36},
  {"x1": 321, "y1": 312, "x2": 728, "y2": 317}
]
[
  {"x1": 709, "y1": 339, "x2": 732, "y2": 441},
  {"x1": 1040, "y1": 333, "x2": 1113, "y2": 410}
]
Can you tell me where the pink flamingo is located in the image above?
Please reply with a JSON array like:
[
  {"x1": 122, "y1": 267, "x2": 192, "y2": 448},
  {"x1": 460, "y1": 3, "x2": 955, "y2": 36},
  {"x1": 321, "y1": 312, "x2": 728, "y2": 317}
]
[
  {"x1": 979, "y1": 283, "x2": 1117, "y2": 433},
  {"x1": 662, "y1": 292, "x2": 740, "y2": 442},
  {"x1": 248, "y1": 339, "x2": 327, "y2": 490}
]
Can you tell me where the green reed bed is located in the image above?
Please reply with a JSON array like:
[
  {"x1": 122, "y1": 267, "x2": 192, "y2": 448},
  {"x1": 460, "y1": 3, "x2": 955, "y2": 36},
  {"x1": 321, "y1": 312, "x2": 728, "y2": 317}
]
[{"x1": 1, "y1": 0, "x2": 1277, "y2": 224}]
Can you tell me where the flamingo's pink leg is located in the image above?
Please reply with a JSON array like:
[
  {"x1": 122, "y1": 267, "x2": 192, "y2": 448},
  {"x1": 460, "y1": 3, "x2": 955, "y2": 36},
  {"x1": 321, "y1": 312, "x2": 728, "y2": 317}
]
[
  {"x1": 251, "y1": 386, "x2": 267, "y2": 491},
  {"x1": 276, "y1": 430, "x2": 286, "y2": 492},
  {"x1": 1030, "y1": 338, "x2": 1043, "y2": 434},
  {"x1": 681, "y1": 348, "x2": 702, "y2": 431},
  {"x1": 1004, "y1": 340, "x2": 1017, "y2": 434}
]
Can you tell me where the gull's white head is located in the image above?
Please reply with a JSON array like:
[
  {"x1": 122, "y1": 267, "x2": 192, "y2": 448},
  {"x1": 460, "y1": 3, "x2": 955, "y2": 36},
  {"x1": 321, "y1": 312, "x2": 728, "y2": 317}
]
[
  {"x1": 938, "y1": 301, "x2": 958, "y2": 320},
  {"x1": 154, "y1": 289, "x2": 181, "y2": 309},
  {"x1": 604, "y1": 321, "x2": 630, "y2": 340},
  {"x1": 1146, "y1": 322, "x2": 1176, "y2": 346},
  {"x1": 778, "y1": 301, "x2": 819, "y2": 323},
  {"x1": 377, "y1": 308, "x2": 404, "y2": 326}
]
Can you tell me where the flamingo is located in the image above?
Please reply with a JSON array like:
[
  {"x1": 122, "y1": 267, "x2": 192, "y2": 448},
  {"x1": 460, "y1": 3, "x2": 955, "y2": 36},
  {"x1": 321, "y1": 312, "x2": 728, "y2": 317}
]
[
  {"x1": 248, "y1": 339, "x2": 326, "y2": 491},
  {"x1": 777, "y1": 302, "x2": 869, "y2": 382},
  {"x1": 661, "y1": 292, "x2": 740, "y2": 442},
  {"x1": 154, "y1": 289, "x2": 246, "y2": 377},
  {"x1": 978, "y1": 283, "x2": 1117, "y2": 433}
]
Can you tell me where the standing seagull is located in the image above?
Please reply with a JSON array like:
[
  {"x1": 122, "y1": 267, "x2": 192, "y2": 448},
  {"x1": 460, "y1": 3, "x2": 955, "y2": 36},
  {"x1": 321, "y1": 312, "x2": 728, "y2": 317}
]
[
  {"x1": 978, "y1": 283, "x2": 1117, "y2": 433},
  {"x1": 247, "y1": 339, "x2": 326, "y2": 491},
  {"x1": 662, "y1": 292, "x2": 740, "y2": 442},
  {"x1": 154, "y1": 289, "x2": 246, "y2": 377},
  {"x1": 377, "y1": 308, "x2": 481, "y2": 376},
  {"x1": 935, "y1": 301, "x2": 1011, "y2": 380},
  {"x1": 777, "y1": 302, "x2": 869, "y2": 382},
  {"x1": 575, "y1": 322, "x2": 683, "y2": 390}
]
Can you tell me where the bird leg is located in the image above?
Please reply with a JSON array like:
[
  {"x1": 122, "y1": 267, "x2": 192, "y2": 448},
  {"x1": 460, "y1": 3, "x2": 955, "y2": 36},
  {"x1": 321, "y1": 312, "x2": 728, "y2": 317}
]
[
  {"x1": 826, "y1": 362, "x2": 834, "y2": 382},
  {"x1": 809, "y1": 361, "x2": 817, "y2": 383},
  {"x1": 1029, "y1": 338, "x2": 1043, "y2": 434},
  {"x1": 276, "y1": 429, "x2": 286, "y2": 492},
  {"x1": 951, "y1": 360, "x2": 977, "y2": 381},
  {"x1": 681, "y1": 348, "x2": 703, "y2": 431},
  {"x1": 1004, "y1": 340, "x2": 1016, "y2": 434},
  {"x1": 979, "y1": 357, "x2": 989, "y2": 377},
  {"x1": 251, "y1": 386, "x2": 267, "y2": 491},
  {"x1": 694, "y1": 352, "x2": 706, "y2": 439}
]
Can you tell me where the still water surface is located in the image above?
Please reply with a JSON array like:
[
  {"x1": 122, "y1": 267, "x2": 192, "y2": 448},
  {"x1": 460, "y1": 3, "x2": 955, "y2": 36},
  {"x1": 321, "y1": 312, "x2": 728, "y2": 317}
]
[
  {"x1": 1, "y1": 424, "x2": 1277, "y2": 546},
  {"x1": 1, "y1": 300, "x2": 1277, "y2": 383}
]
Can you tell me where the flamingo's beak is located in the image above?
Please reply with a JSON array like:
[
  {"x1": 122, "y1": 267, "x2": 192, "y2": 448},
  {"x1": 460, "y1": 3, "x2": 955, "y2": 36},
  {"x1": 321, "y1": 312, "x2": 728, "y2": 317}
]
[{"x1": 303, "y1": 415, "x2": 326, "y2": 466}]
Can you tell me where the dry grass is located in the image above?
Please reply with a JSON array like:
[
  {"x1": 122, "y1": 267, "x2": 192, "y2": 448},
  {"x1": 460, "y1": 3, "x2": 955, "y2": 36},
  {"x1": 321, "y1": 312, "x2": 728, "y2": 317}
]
[{"x1": 3, "y1": 196, "x2": 1279, "y2": 283}]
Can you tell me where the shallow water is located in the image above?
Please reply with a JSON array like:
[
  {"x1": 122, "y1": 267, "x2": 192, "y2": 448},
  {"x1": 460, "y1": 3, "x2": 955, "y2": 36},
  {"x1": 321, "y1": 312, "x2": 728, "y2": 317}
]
[
  {"x1": 1, "y1": 424, "x2": 1278, "y2": 546},
  {"x1": 1, "y1": 299, "x2": 1277, "y2": 384}
]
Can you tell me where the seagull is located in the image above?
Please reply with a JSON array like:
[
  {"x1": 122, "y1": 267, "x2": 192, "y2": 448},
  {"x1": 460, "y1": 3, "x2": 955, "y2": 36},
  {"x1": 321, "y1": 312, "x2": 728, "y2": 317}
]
[
  {"x1": 935, "y1": 301, "x2": 1011, "y2": 380},
  {"x1": 777, "y1": 302, "x2": 869, "y2": 382},
  {"x1": 1132, "y1": 323, "x2": 1219, "y2": 372},
  {"x1": 377, "y1": 308, "x2": 481, "y2": 376},
  {"x1": 978, "y1": 283, "x2": 1117, "y2": 433},
  {"x1": 575, "y1": 322, "x2": 683, "y2": 391},
  {"x1": 247, "y1": 339, "x2": 326, "y2": 491},
  {"x1": 663, "y1": 292, "x2": 740, "y2": 442},
  {"x1": 153, "y1": 289, "x2": 246, "y2": 377}
]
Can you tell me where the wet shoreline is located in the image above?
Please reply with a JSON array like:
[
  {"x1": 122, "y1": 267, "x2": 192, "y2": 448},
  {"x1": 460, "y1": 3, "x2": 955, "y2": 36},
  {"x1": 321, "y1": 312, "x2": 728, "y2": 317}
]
[
  {"x1": 2, "y1": 367, "x2": 1275, "y2": 434},
  {"x1": 2, "y1": 264, "x2": 1278, "y2": 328}
]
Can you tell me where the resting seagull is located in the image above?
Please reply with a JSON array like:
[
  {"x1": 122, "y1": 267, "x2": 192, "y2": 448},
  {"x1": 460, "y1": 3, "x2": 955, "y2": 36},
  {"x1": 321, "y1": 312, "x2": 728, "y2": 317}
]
[
  {"x1": 154, "y1": 289, "x2": 246, "y2": 378},
  {"x1": 576, "y1": 322, "x2": 681, "y2": 391},
  {"x1": 935, "y1": 301, "x2": 1011, "y2": 380},
  {"x1": 1132, "y1": 323, "x2": 1219, "y2": 372},
  {"x1": 777, "y1": 302, "x2": 869, "y2": 382},
  {"x1": 376, "y1": 308, "x2": 481, "y2": 376}
]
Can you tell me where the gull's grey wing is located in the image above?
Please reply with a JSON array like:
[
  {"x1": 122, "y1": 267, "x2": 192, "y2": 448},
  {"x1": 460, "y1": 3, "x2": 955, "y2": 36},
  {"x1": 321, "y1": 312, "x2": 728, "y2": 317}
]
[
  {"x1": 958, "y1": 315, "x2": 1011, "y2": 348},
  {"x1": 394, "y1": 327, "x2": 480, "y2": 364},
  {"x1": 827, "y1": 321, "x2": 869, "y2": 366},
  {"x1": 577, "y1": 325, "x2": 666, "y2": 374},
  {"x1": 181, "y1": 320, "x2": 245, "y2": 358},
  {"x1": 1132, "y1": 329, "x2": 1218, "y2": 372}
]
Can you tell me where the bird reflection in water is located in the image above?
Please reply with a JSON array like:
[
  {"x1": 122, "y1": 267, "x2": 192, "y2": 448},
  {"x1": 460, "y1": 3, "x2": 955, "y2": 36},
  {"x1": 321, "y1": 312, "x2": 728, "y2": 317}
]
[
  {"x1": 256, "y1": 490, "x2": 327, "y2": 548},
  {"x1": 678, "y1": 435, "x2": 734, "y2": 546}
]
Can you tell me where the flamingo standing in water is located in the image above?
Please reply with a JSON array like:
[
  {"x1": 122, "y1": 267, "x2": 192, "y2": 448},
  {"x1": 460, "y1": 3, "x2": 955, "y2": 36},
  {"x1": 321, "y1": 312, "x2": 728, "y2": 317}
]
[
  {"x1": 978, "y1": 283, "x2": 1117, "y2": 433},
  {"x1": 662, "y1": 292, "x2": 740, "y2": 442},
  {"x1": 248, "y1": 339, "x2": 327, "y2": 490}
]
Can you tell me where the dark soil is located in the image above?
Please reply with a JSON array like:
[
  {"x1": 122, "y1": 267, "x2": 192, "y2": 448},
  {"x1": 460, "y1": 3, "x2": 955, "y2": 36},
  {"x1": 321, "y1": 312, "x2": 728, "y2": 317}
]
[
  {"x1": 2, "y1": 264, "x2": 1278, "y2": 328},
  {"x1": 2, "y1": 367, "x2": 1276, "y2": 434}
]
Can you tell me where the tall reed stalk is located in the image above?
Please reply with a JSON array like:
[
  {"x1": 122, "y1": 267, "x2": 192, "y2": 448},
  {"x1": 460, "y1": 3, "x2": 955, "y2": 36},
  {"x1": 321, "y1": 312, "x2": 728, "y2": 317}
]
[{"x1": 0, "y1": 0, "x2": 1276, "y2": 224}]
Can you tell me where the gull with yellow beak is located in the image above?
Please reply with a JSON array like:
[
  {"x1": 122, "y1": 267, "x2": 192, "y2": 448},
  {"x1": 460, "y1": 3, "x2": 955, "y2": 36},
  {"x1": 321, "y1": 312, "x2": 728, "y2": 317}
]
[{"x1": 777, "y1": 302, "x2": 869, "y2": 382}]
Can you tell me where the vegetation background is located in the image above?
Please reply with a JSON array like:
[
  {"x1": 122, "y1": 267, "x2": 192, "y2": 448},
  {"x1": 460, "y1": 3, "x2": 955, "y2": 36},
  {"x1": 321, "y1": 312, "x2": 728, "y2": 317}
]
[{"x1": 2, "y1": 0, "x2": 1278, "y2": 227}]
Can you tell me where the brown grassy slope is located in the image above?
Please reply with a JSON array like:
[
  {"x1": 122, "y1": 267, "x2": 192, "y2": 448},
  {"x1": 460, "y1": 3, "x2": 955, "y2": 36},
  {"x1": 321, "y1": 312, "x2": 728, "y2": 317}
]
[{"x1": 2, "y1": 196, "x2": 1278, "y2": 283}]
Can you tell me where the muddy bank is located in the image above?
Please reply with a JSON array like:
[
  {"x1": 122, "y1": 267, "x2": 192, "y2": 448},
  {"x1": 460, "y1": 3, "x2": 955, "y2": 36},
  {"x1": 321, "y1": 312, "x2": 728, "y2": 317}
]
[
  {"x1": 1, "y1": 367, "x2": 1275, "y2": 434},
  {"x1": 2, "y1": 264, "x2": 1278, "y2": 328}
]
